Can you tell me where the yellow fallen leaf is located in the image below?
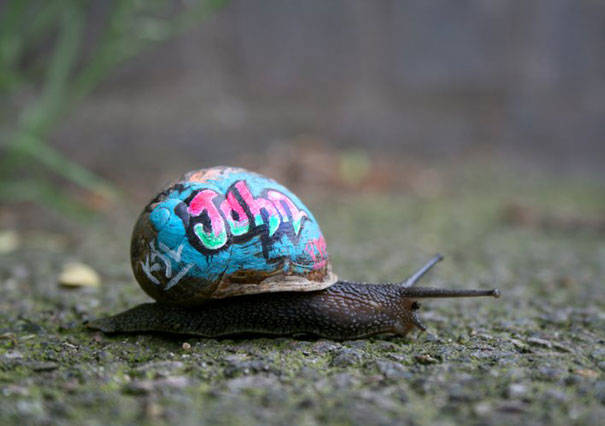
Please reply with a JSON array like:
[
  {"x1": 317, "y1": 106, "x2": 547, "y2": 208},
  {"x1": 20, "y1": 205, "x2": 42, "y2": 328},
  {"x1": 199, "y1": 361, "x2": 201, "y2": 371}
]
[
  {"x1": 58, "y1": 262, "x2": 100, "y2": 288},
  {"x1": 0, "y1": 230, "x2": 20, "y2": 254}
]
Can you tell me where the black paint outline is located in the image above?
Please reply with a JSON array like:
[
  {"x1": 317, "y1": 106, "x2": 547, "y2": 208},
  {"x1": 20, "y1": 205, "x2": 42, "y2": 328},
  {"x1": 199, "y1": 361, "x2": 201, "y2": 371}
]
[{"x1": 176, "y1": 180, "x2": 310, "y2": 258}]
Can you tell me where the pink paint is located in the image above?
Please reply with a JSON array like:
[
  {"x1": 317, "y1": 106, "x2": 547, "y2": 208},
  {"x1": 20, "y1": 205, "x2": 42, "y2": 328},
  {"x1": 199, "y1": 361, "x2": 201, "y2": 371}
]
[
  {"x1": 234, "y1": 181, "x2": 279, "y2": 228},
  {"x1": 219, "y1": 190, "x2": 250, "y2": 236},
  {"x1": 305, "y1": 236, "x2": 328, "y2": 270},
  {"x1": 185, "y1": 181, "x2": 309, "y2": 250},
  {"x1": 188, "y1": 189, "x2": 226, "y2": 237}
]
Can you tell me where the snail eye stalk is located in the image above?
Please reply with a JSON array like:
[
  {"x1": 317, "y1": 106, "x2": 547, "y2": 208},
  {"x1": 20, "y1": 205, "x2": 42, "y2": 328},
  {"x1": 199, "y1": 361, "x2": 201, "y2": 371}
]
[
  {"x1": 401, "y1": 254, "x2": 444, "y2": 287},
  {"x1": 402, "y1": 287, "x2": 501, "y2": 298},
  {"x1": 399, "y1": 255, "x2": 500, "y2": 299}
]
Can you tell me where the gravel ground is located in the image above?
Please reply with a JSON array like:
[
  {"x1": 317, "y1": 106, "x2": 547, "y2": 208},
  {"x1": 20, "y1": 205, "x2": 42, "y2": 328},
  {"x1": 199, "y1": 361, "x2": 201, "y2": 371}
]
[{"x1": 1, "y1": 163, "x2": 603, "y2": 425}]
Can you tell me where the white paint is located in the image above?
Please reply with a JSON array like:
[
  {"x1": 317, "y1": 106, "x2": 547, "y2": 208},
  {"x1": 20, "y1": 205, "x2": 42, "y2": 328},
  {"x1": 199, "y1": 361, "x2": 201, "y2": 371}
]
[
  {"x1": 139, "y1": 241, "x2": 194, "y2": 290},
  {"x1": 164, "y1": 263, "x2": 193, "y2": 290},
  {"x1": 159, "y1": 241, "x2": 183, "y2": 262}
]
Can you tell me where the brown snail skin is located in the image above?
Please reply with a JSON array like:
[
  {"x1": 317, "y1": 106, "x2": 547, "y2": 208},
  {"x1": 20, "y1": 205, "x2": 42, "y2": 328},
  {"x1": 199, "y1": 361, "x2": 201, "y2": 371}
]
[{"x1": 88, "y1": 255, "x2": 500, "y2": 339}]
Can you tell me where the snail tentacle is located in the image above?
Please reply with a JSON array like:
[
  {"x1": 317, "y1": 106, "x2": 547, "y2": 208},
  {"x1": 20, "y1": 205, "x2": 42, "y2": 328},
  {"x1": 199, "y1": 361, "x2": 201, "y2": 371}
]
[{"x1": 401, "y1": 254, "x2": 443, "y2": 287}]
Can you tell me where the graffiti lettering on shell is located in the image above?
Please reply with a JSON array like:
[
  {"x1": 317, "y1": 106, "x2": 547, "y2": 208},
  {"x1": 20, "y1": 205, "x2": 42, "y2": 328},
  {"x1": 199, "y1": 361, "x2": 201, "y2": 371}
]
[
  {"x1": 305, "y1": 236, "x2": 328, "y2": 270},
  {"x1": 140, "y1": 241, "x2": 193, "y2": 290},
  {"x1": 181, "y1": 180, "x2": 308, "y2": 252}
]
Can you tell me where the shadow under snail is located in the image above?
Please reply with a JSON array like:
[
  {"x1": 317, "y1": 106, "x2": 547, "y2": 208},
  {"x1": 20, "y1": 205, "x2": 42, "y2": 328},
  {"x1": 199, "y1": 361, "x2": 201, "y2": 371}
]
[{"x1": 88, "y1": 166, "x2": 500, "y2": 339}]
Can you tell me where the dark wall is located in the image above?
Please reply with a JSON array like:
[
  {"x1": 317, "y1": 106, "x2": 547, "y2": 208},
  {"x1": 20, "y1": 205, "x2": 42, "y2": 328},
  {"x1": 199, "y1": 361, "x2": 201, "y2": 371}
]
[{"x1": 55, "y1": 0, "x2": 605, "y2": 180}]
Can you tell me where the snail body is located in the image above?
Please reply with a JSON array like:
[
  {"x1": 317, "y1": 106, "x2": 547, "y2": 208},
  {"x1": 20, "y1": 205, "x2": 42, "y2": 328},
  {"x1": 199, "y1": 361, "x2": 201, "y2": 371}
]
[{"x1": 89, "y1": 167, "x2": 499, "y2": 339}]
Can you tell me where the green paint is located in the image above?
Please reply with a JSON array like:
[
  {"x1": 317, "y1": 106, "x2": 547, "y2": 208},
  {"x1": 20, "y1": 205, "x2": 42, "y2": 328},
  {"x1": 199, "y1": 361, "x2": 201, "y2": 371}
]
[
  {"x1": 193, "y1": 223, "x2": 227, "y2": 249},
  {"x1": 253, "y1": 213, "x2": 279, "y2": 236},
  {"x1": 292, "y1": 217, "x2": 303, "y2": 235},
  {"x1": 268, "y1": 215, "x2": 279, "y2": 237},
  {"x1": 228, "y1": 220, "x2": 249, "y2": 237}
]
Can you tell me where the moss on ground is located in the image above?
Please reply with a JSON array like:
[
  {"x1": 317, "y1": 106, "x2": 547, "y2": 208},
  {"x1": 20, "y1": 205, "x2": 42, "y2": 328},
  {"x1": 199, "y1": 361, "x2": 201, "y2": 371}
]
[{"x1": 1, "y1": 164, "x2": 603, "y2": 425}]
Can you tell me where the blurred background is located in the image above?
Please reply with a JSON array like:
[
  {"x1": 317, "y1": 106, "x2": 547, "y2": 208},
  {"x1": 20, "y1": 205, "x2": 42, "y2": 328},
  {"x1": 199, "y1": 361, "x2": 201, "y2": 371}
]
[{"x1": 0, "y1": 0, "x2": 604, "y2": 224}]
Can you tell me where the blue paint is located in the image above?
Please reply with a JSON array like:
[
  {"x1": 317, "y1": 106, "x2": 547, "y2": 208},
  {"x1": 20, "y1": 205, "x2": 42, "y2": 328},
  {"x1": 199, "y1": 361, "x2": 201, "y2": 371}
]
[{"x1": 143, "y1": 168, "x2": 329, "y2": 291}]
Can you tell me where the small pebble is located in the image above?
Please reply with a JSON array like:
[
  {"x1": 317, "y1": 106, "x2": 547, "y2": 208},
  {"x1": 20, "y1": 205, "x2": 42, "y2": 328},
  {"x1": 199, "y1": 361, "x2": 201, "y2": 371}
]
[
  {"x1": 422, "y1": 333, "x2": 443, "y2": 343},
  {"x1": 330, "y1": 348, "x2": 363, "y2": 367},
  {"x1": 535, "y1": 366, "x2": 563, "y2": 382},
  {"x1": 123, "y1": 380, "x2": 154, "y2": 395},
  {"x1": 575, "y1": 369, "x2": 599, "y2": 379},
  {"x1": 2, "y1": 385, "x2": 29, "y2": 397},
  {"x1": 134, "y1": 361, "x2": 185, "y2": 378},
  {"x1": 591, "y1": 348, "x2": 605, "y2": 361},
  {"x1": 376, "y1": 341, "x2": 399, "y2": 352},
  {"x1": 298, "y1": 366, "x2": 320, "y2": 380},
  {"x1": 497, "y1": 401, "x2": 527, "y2": 413},
  {"x1": 123, "y1": 376, "x2": 189, "y2": 395},
  {"x1": 31, "y1": 361, "x2": 59, "y2": 372},
  {"x1": 312, "y1": 340, "x2": 339, "y2": 354},
  {"x1": 20, "y1": 334, "x2": 37, "y2": 341},
  {"x1": 225, "y1": 375, "x2": 279, "y2": 392},
  {"x1": 447, "y1": 384, "x2": 475, "y2": 402},
  {"x1": 145, "y1": 402, "x2": 163, "y2": 419},
  {"x1": 551, "y1": 341, "x2": 573, "y2": 353},
  {"x1": 223, "y1": 359, "x2": 272, "y2": 377},
  {"x1": 544, "y1": 389, "x2": 568, "y2": 402},
  {"x1": 182, "y1": 342, "x2": 191, "y2": 351},
  {"x1": 526, "y1": 337, "x2": 552, "y2": 349},
  {"x1": 414, "y1": 354, "x2": 439, "y2": 365},
  {"x1": 375, "y1": 360, "x2": 411, "y2": 380},
  {"x1": 0, "y1": 333, "x2": 18, "y2": 345},
  {"x1": 508, "y1": 383, "x2": 528, "y2": 399},
  {"x1": 95, "y1": 350, "x2": 113, "y2": 362},
  {"x1": 510, "y1": 338, "x2": 530, "y2": 352},
  {"x1": 2, "y1": 350, "x2": 23, "y2": 360},
  {"x1": 330, "y1": 373, "x2": 357, "y2": 389},
  {"x1": 474, "y1": 401, "x2": 492, "y2": 416},
  {"x1": 595, "y1": 381, "x2": 605, "y2": 403}
]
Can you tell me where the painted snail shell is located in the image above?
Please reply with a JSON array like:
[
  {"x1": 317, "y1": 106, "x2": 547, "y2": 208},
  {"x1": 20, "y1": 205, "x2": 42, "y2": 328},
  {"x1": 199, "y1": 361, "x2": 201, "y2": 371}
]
[
  {"x1": 89, "y1": 166, "x2": 499, "y2": 339},
  {"x1": 130, "y1": 166, "x2": 337, "y2": 304}
]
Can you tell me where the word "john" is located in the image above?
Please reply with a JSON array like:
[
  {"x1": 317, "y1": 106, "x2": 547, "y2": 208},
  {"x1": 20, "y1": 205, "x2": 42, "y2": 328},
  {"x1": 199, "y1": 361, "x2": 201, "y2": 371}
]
[{"x1": 185, "y1": 180, "x2": 308, "y2": 251}]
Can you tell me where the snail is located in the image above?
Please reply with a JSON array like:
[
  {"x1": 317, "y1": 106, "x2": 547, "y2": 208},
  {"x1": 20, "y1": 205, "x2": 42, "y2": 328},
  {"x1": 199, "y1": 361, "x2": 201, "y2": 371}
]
[{"x1": 88, "y1": 166, "x2": 500, "y2": 339}]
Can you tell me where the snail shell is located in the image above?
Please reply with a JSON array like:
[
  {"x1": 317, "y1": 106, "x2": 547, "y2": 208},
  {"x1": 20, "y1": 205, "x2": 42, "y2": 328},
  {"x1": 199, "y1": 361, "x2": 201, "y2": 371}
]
[{"x1": 131, "y1": 166, "x2": 337, "y2": 305}]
